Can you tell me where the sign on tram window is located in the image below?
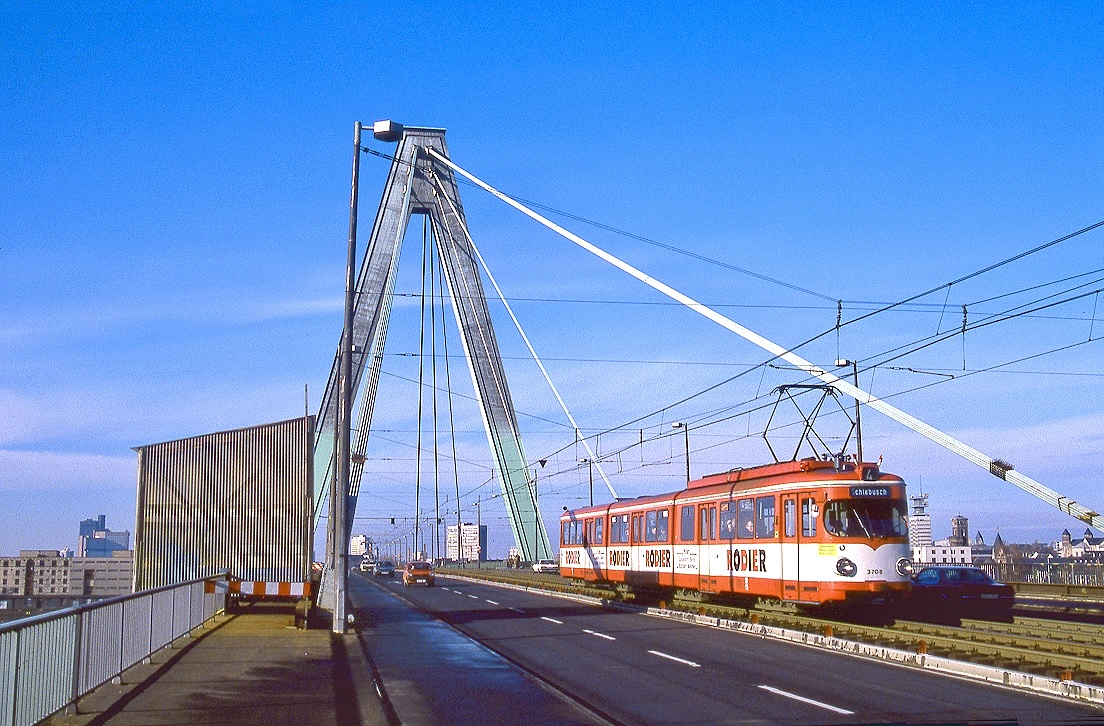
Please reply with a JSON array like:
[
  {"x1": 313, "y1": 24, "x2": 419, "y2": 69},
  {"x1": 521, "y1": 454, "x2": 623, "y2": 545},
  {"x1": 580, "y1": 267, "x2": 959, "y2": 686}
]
[
  {"x1": 850, "y1": 486, "x2": 891, "y2": 498},
  {"x1": 802, "y1": 498, "x2": 818, "y2": 537},
  {"x1": 680, "y1": 505, "x2": 695, "y2": 541},
  {"x1": 737, "y1": 498, "x2": 754, "y2": 539}
]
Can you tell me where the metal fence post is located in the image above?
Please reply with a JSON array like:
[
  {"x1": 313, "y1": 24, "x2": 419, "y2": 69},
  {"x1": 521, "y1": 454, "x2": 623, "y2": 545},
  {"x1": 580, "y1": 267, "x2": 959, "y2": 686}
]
[{"x1": 68, "y1": 610, "x2": 83, "y2": 714}]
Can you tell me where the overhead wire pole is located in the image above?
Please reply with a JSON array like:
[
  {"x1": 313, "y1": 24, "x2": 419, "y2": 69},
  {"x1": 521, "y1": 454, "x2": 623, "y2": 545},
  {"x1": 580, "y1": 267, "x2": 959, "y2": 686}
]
[
  {"x1": 427, "y1": 147, "x2": 1104, "y2": 533},
  {"x1": 330, "y1": 120, "x2": 362, "y2": 634}
]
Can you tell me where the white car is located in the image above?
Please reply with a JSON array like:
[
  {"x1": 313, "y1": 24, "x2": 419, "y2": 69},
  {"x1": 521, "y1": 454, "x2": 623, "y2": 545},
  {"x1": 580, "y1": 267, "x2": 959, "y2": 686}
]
[{"x1": 532, "y1": 559, "x2": 559, "y2": 574}]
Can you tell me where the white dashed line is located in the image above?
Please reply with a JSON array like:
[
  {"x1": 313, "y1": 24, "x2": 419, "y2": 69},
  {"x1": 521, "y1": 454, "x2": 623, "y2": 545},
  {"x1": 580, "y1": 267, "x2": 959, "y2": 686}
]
[
  {"x1": 583, "y1": 629, "x2": 615, "y2": 640},
  {"x1": 647, "y1": 650, "x2": 700, "y2": 667},
  {"x1": 485, "y1": 599, "x2": 499, "y2": 605},
  {"x1": 468, "y1": 594, "x2": 479, "y2": 599},
  {"x1": 757, "y1": 685, "x2": 854, "y2": 715},
  {"x1": 509, "y1": 607, "x2": 526, "y2": 614},
  {"x1": 540, "y1": 616, "x2": 564, "y2": 624}
]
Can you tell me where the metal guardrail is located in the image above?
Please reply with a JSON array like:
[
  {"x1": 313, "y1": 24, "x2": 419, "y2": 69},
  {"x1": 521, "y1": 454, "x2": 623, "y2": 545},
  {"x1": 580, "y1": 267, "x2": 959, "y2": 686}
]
[
  {"x1": 0, "y1": 575, "x2": 226, "y2": 726},
  {"x1": 978, "y1": 562, "x2": 1104, "y2": 588}
]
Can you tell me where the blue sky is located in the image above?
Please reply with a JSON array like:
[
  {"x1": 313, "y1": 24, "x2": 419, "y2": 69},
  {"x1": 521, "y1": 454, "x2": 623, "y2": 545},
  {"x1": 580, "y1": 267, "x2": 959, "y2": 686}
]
[{"x1": 2, "y1": 3, "x2": 1102, "y2": 558}]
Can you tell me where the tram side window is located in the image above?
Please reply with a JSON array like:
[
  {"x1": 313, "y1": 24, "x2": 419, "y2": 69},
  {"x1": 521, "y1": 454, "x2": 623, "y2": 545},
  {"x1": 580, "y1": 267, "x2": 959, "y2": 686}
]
[
  {"x1": 737, "y1": 498, "x2": 755, "y2": 539},
  {"x1": 562, "y1": 521, "x2": 570, "y2": 545},
  {"x1": 594, "y1": 518, "x2": 603, "y2": 544},
  {"x1": 573, "y1": 520, "x2": 584, "y2": 545},
  {"x1": 645, "y1": 511, "x2": 657, "y2": 542},
  {"x1": 700, "y1": 507, "x2": 710, "y2": 541},
  {"x1": 633, "y1": 514, "x2": 643, "y2": 543},
  {"x1": 618, "y1": 515, "x2": 629, "y2": 543},
  {"x1": 802, "y1": 498, "x2": 817, "y2": 537},
  {"x1": 583, "y1": 519, "x2": 591, "y2": 547},
  {"x1": 656, "y1": 509, "x2": 669, "y2": 542},
  {"x1": 710, "y1": 507, "x2": 718, "y2": 541},
  {"x1": 755, "y1": 496, "x2": 776, "y2": 539},
  {"x1": 784, "y1": 499, "x2": 796, "y2": 538},
  {"x1": 680, "y1": 505, "x2": 694, "y2": 541},
  {"x1": 719, "y1": 501, "x2": 736, "y2": 540}
]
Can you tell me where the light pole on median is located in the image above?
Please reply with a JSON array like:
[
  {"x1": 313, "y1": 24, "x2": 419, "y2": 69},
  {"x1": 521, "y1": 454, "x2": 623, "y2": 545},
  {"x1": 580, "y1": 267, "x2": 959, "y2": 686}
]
[
  {"x1": 835, "y1": 359, "x2": 863, "y2": 462},
  {"x1": 672, "y1": 422, "x2": 690, "y2": 484},
  {"x1": 579, "y1": 458, "x2": 593, "y2": 507}
]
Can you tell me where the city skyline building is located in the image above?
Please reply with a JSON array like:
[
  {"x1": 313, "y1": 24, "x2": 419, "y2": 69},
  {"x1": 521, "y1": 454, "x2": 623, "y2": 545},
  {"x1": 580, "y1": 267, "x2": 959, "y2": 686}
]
[
  {"x1": 77, "y1": 514, "x2": 130, "y2": 558},
  {"x1": 447, "y1": 524, "x2": 488, "y2": 562}
]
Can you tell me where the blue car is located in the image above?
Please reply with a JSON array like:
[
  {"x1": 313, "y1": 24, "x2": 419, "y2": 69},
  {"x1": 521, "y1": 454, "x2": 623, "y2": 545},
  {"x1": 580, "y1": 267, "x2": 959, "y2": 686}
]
[{"x1": 908, "y1": 566, "x2": 1014, "y2": 622}]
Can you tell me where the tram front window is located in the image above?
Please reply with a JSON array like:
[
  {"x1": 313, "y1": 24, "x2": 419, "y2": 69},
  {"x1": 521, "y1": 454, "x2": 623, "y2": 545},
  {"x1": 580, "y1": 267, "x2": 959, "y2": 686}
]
[{"x1": 824, "y1": 499, "x2": 907, "y2": 538}]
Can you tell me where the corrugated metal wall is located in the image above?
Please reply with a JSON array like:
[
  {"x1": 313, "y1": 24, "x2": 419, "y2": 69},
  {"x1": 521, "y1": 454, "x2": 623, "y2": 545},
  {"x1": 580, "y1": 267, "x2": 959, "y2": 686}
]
[{"x1": 134, "y1": 417, "x2": 314, "y2": 590}]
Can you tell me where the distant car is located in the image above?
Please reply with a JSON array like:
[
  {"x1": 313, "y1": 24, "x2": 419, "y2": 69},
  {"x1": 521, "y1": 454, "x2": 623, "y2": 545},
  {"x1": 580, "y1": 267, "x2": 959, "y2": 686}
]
[
  {"x1": 531, "y1": 559, "x2": 559, "y2": 574},
  {"x1": 373, "y1": 560, "x2": 395, "y2": 577},
  {"x1": 907, "y1": 566, "x2": 1014, "y2": 621},
  {"x1": 359, "y1": 559, "x2": 375, "y2": 572},
  {"x1": 403, "y1": 561, "x2": 435, "y2": 587}
]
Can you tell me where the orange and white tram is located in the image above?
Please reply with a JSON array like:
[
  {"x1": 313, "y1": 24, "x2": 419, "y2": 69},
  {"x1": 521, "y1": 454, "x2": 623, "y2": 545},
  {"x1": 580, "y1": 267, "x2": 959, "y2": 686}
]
[{"x1": 558, "y1": 458, "x2": 913, "y2": 606}]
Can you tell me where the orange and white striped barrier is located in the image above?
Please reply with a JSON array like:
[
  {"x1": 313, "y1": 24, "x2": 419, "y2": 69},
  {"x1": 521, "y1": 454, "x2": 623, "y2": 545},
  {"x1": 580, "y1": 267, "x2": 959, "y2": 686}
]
[{"x1": 204, "y1": 579, "x2": 311, "y2": 597}]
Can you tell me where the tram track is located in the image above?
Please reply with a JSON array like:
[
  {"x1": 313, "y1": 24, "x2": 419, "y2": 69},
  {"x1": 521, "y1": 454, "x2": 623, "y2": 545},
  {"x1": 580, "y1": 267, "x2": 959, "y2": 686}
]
[{"x1": 441, "y1": 568, "x2": 1104, "y2": 686}]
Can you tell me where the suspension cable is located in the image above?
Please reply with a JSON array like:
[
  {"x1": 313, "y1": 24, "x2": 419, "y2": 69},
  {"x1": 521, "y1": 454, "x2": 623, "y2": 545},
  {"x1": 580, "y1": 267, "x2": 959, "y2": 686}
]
[
  {"x1": 429, "y1": 169, "x2": 619, "y2": 500},
  {"x1": 427, "y1": 146, "x2": 1104, "y2": 531}
]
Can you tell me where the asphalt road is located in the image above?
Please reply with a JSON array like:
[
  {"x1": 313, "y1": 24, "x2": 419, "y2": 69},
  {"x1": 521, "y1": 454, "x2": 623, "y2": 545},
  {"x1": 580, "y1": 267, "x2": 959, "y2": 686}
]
[{"x1": 357, "y1": 572, "x2": 1104, "y2": 726}]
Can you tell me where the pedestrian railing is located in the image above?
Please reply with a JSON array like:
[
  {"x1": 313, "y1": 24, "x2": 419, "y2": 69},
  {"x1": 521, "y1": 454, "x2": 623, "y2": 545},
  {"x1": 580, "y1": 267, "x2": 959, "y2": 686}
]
[{"x1": 0, "y1": 575, "x2": 226, "y2": 726}]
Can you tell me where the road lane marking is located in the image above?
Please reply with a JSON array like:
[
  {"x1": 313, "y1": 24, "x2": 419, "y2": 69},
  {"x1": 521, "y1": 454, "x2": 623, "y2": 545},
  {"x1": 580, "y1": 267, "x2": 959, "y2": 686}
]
[
  {"x1": 541, "y1": 616, "x2": 564, "y2": 624},
  {"x1": 468, "y1": 594, "x2": 479, "y2": 599},
  {"x1": 485, "y1": 599, "x2": 499, "y2": 605},
  {"x1": 757, "y1": 685, "x2": 854, "y2": 715},
  {"x1": 583, "y1": 629, "x2": 615, "y2": 640},
  {"x1": 647, "y1": 650, "x2": 700, "y2": 667},
  {"x1": 509, "y1": 607, "x2": 526, "y2": 614}
]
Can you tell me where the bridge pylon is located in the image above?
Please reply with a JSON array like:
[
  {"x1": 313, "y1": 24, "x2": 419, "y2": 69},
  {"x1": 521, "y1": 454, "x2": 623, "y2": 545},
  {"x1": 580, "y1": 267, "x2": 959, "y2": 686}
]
[{"x1": 318, "y1": 124, "x2": 551, "y2": 604}]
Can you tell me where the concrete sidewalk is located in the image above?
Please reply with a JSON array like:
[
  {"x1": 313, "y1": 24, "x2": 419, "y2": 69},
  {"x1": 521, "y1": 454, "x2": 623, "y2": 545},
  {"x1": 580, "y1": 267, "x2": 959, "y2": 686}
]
[{"x1": 47, "y1": 602, "x2": 388, "y2": 725}]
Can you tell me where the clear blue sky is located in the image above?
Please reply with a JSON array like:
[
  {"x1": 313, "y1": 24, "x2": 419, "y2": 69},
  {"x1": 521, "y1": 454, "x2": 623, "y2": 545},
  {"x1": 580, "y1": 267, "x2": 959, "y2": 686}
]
[{"x1": 2, "y1": 3, "x2": 1102, "y2": 558}]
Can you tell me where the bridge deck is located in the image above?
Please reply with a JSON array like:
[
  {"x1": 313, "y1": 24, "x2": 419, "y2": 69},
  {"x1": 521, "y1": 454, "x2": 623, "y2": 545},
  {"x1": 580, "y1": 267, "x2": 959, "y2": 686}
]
[{"x1": 46, "y1": 602, "x2": 386, "y2": 725}]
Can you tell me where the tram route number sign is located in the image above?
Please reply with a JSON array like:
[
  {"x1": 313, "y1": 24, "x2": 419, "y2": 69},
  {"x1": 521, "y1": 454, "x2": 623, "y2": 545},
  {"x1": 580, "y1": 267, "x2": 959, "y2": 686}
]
[{"x1": 850, "y1": 485, "x2": 891, "y2": 498}]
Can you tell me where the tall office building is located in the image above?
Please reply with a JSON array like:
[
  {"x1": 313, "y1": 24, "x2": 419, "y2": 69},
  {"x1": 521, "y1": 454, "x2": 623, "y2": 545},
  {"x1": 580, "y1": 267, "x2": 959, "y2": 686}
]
[
  {"x1": 908, "y1": 493, "x2": 932, "y2": 557},
  {"x1": 446, "y1": 524, "x2": 488, "y2": 561},
  {"x1": 77, "y1": 515, "x2": 130, "y2": 557}
]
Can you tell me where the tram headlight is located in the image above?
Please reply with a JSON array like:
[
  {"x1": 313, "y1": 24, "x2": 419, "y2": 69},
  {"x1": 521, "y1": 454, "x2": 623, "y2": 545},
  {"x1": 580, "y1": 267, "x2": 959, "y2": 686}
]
[
  {"x1": 895, "y1": 557, "x2": 914, "y2": 577},
  {"x1": 835, "y1": 557, "x2": 858, "y2": 577}
]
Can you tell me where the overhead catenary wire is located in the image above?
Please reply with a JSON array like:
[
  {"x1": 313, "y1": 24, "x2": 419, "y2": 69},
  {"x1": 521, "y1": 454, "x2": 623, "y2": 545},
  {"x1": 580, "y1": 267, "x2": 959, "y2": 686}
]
[{"x1": 427, "y1": 146, "x2": 1104, "y2": 531}]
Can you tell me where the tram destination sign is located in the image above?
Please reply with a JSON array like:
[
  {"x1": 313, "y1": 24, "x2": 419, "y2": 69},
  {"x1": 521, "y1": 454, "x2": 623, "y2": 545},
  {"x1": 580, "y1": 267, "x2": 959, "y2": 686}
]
[{"x1": 850, "y1": 485, "x2": 892, "y2": 498}]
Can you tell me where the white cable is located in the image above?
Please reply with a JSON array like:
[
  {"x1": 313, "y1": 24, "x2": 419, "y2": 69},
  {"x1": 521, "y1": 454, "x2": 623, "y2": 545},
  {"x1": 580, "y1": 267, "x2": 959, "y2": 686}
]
[
  {"x1": 429, "y1": 169, "x2": 619, "y2": 500},
  {"x1": 426, "y1": 147, "x2": 1102, "y2": 531}
]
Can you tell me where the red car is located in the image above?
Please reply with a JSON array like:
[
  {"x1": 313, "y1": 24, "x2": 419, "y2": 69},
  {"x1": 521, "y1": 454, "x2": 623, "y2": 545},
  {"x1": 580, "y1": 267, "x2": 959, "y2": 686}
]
[{"x1": 403, "y1": 561, "x2": 435, "y2": 587}]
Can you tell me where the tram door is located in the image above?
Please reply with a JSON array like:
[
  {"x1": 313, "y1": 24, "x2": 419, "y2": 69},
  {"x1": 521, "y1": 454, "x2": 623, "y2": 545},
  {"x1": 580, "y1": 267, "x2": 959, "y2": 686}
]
[{"x1": 780, "y1": 495, "x2": 800, "y2": 600}]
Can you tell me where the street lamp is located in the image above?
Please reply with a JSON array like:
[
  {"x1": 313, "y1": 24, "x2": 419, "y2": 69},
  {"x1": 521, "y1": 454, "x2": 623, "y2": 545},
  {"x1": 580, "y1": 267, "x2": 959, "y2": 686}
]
[
  {"x1": 579, "y1": 458, "x2": 594, "y2": 506},
  {"x1": 835, "y1": 359, "x2": 863, "y2": 462},
  {"x1": 672, "y1": 423, "x2": 690, "y2": 484}
]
